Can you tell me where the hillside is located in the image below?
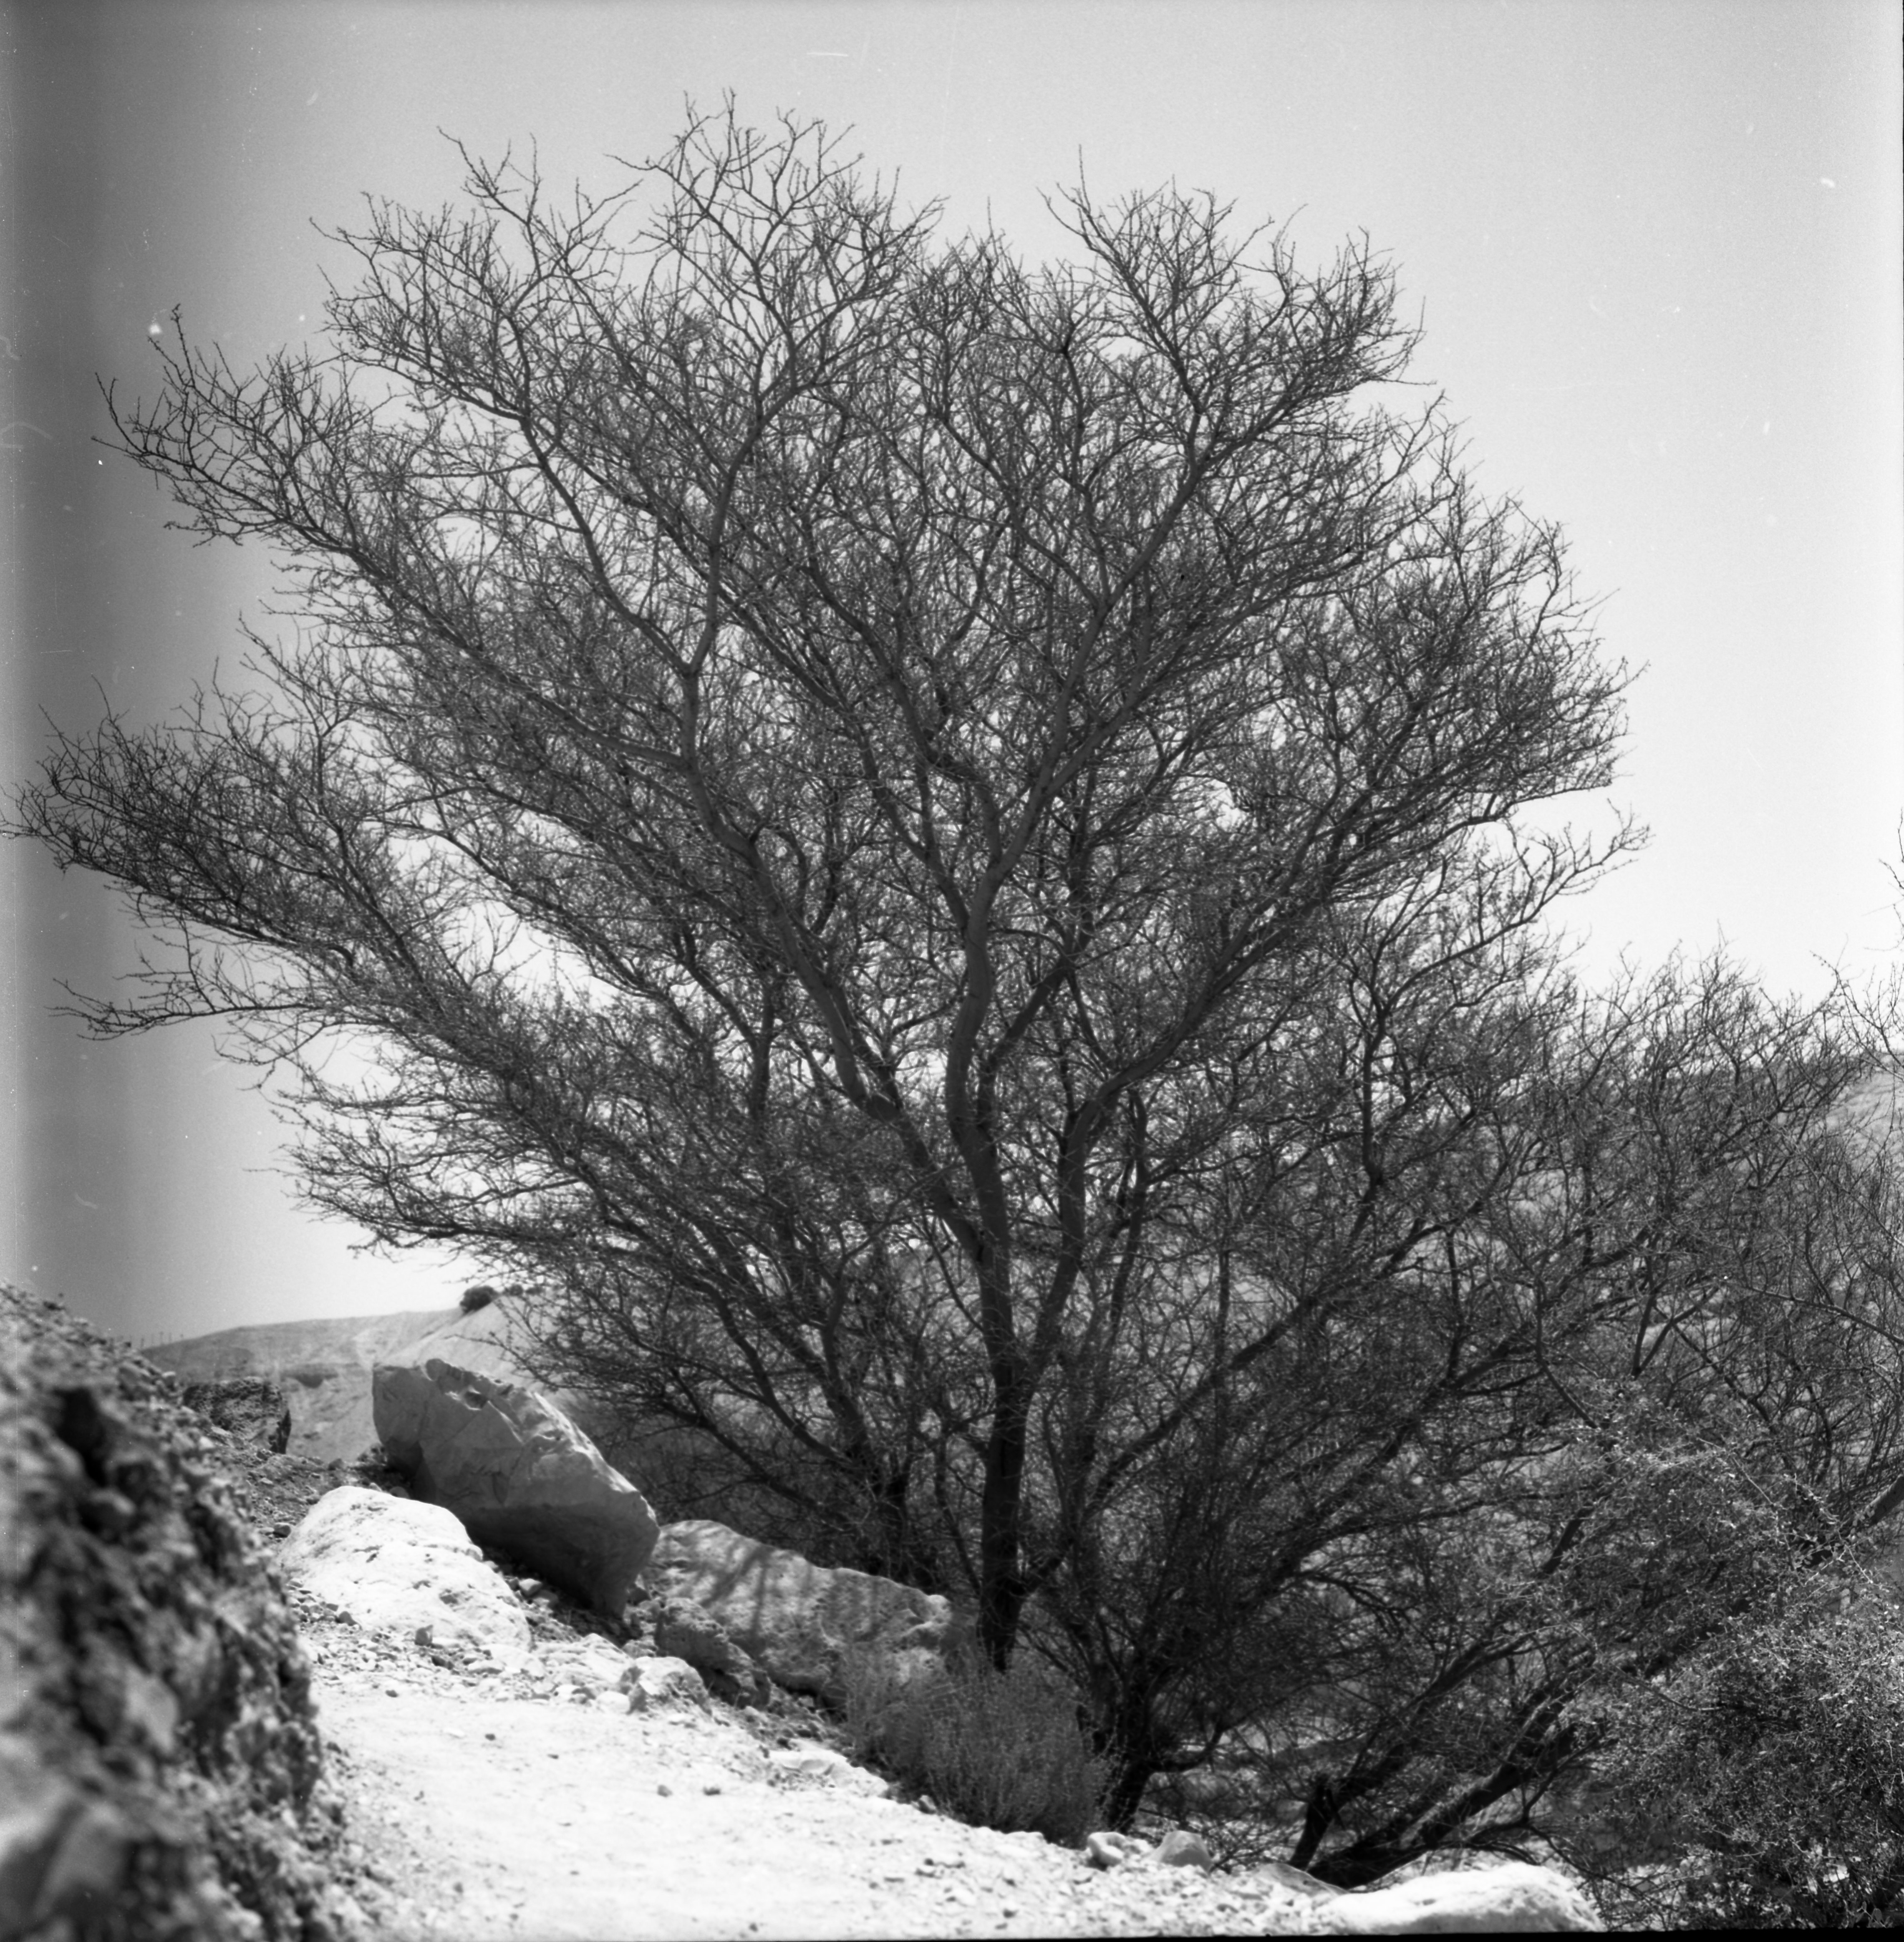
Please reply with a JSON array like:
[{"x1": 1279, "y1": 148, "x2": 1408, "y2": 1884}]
[
  {"x1": 145, "y1": 1306, "x2": 454, "y2": 1463},
  {"x1": 144, "y1": 1296, "x2": 593, "y2": 1465}
]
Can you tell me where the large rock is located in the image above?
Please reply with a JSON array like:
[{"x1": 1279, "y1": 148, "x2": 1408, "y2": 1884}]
[
  {"x1": 275, "y1": 1485, "x2": 531, "y2": 1667},
  {"x1": 646, "y1": 1519, "x2": 958, "y2": 1697},
  {"x1": 1318, "y1": 1859, "x2": 1601, "y2": 1932},
  {"x1": 0, "y1": 1285, "x2": 361, "y2": 1941},
  {"x1": 371, "y1": 1359, "x2": 658, "y2": 1617},
  {"x1": 1086, "y1": 1835, "x2": 1599, "y2": 1932}
]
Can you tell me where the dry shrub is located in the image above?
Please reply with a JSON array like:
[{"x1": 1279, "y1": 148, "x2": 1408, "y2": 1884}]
[
  {"x1": 1580, "y1": 1594, "x2": 1904, "y2": 1928},
  {"x1": 842, "y1": 1646, "x2": 1107, "y2": 1845},
  {"x1": 1141, "y1": 1763, "x2": 1296, "y2": 1871}
]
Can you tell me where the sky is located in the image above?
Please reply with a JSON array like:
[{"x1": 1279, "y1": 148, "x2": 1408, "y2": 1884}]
[{"x1": 2, "y1": 0, "x2": 1899, "y2": 1348}]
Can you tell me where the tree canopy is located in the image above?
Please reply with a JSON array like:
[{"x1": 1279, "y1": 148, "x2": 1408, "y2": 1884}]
[{"x1": 18, "y1": 109, "x2": 1904, "y2": 1880}]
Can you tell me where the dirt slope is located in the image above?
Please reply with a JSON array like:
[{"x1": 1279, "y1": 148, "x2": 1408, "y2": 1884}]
[
  {"x1": 168, "y1": 1334, "x2": 1581, "y2": 1936},
  {"x1": 299, "y1": 1610, "x2": 1326, "y2": 1940}
]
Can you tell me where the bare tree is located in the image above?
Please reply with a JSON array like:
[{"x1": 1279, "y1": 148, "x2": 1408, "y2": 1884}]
[
  {"x1": 14, "y1": 108, "x2": 1709, "y2": 1834},
  {"x1": 1117, "y1": 955, "x2": 1904, "y2": 1865}
]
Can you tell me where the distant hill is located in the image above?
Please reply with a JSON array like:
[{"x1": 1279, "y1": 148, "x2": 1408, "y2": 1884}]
[
  {"x1": 149, "y1": 1295, "x2": 593, "y2": 1465},
  {"x1": 146, "y1": 1305, "x2": 456, "y2": 1463}
]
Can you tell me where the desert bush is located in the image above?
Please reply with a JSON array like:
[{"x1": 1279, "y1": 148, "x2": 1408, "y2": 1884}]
[
  {"x1": 1579, "y1": 1587, "x2": 1904, "y2": 1928},
  {"x1": 459, "y1": 1284, "x2": 498, "y2": 1313},
  {"x1": 842, "y1": 1647, "x2": 1108, "y2": 1845}
]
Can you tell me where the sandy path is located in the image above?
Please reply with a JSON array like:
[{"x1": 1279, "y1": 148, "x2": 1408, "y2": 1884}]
[{"x1": 310, "y1": 1670, "x2": 1323, "y2": 1940}]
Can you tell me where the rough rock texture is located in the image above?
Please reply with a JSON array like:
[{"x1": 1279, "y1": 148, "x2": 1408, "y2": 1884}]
[
  {"x1": 179, "y1": 1376, "x2": 292, "y2": 1453},
  {"x1": 646, "y1": 1519, "x2": 958, "y2": 1698},
  {"x1": 275, "y1": 1486, "x2": 532, "y2": 1667},
  {"x1": 535, "y1": 1635, "x2": 636, "y2": 1696},
  {"x1": 0, "y1": 1285, "x2": 361, "y2": 1942},
  {"x1": 1320, "y1": 1859, "x2": 1601, "y2": 1932},
  {"x1": 371, "y1": 1359, "x2": 658, "y2": 1617},
  {"x1": 214, "y1": 1448, "x2": 354, "y2": 1549},
  {"x1": 651, "y1": 1592, "x2": 772, "y2": 1705},
  {"x1": 766, "y1": 1743, "x2": 888, "y2": 1796},
  {"x1": 146, "y1": 1309, "x2": 454, "y2": 1465},
  {"x1": 625, "y1": 1655, "x2": 711, "y2": 1710}
]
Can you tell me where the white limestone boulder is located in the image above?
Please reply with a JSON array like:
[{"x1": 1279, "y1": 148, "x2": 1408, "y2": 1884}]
[
  {"x1": 372, "y1": 1358, "x2": 658, "y2": 1617},
  {"x1": 1087, "y1": 1839, "x2": 1600, "y2": 1932},
  {"x1": 1319, "y1": 1859, "x2": 1601, "y2": 1932},
  {"x1": 276, "y1": 1485, "x2": 530, "y2": 1667},
  {"x1": 645, "y1": 1519, "x2": 958, "y2": 1698}
]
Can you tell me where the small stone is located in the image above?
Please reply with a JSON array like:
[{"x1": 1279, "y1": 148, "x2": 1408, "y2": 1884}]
[
  {"x1": 657, "y1": 1783, "x2": 672, "y2": 1796},
  {"x1": 1156, "y1": 1829, "x2": 1215, "y2": 1871},
  {"x1": 1085, "y1": 1830, "x2": 1150, "y2": 1870},
  {"x1": 626, "y1": 1654, "x2": 710, "y2": 1710}
]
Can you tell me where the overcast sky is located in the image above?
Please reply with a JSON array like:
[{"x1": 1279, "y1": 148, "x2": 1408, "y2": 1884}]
[{"x1": 3, "y1": 0, "x2": 1899, "y2": 1346}]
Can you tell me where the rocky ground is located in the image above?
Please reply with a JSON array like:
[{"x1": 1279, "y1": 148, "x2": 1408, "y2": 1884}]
[
  {"x1": 304, "y1": 1622, "x2": 1331, "y2": 1939},
  {"x1": 1, "y1": 1293, "x2": 360, "y2": 1941},
  {"x1": 207, "y1": 1415, "x2": 1587, "y2": 1937},
  {"x1": 269, "y1": 1522, "x2": 1333, "y2": 1938}
]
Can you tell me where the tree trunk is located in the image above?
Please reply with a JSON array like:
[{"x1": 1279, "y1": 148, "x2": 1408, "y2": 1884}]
[
  {"x1": 976, "y1": 1360, "x2": 1031, "y2": 1665},
  {"x1": 1100, "y1": 1750, "x2": 1158, "y2": 1830}
]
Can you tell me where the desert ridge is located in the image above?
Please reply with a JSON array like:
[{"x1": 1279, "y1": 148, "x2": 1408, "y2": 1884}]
[{"x1": 144, "y1": 1294, "x2": 559, "y2": 1464}]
